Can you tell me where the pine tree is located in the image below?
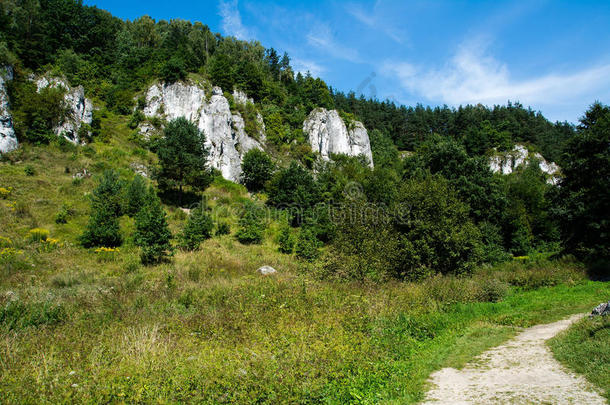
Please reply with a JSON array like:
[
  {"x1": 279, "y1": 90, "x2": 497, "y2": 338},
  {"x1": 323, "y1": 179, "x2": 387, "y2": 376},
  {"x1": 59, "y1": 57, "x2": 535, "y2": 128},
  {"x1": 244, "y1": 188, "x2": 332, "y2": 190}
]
[
  {"x1": 125, "y1": 174, "x2": 147, "y2": 217},
  {"x1": 277, "y1": 222, "x2": 294, "y2": 254},
  {"x1": 134, "y1": 187, "x2": 173, "y2": 264},
  {"x1": 79, "y1": 170, "x2": 124, "y2": 248},
  {"x1": 180, "y1": 202, "x2": 214, "y2": 250},
  {"x1": 235, "y1": 202, "x2": 265, "y2": 244}
]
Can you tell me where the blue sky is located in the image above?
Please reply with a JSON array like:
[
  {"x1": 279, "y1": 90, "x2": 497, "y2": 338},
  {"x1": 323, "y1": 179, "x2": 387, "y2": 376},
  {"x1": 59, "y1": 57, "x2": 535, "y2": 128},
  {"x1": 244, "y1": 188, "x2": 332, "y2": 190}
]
[{"x1": 84, "y1": 0, "x2": 610, "y2": 122}]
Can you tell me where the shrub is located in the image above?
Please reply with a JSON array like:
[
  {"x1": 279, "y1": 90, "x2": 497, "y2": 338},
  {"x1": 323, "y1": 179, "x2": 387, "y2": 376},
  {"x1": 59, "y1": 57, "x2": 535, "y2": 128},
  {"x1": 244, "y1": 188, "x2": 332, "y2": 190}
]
[
  {"x1": 24, "y1": 165, "x2": 35, "y2": 176},
  {"x1": 80, "y1": 203, "x2": 123, "y2": 248},
  {"x1": 180, "y1": 203, "x2": 214, "y2": 250},
  {"x1": 235, "y1": 202, "x2": 265, "y2": 244},
  {"x1": 295, "y1": 228, "x2": 321, "y2": 262},
  {"x1": 277, "y1": 223, "x2": 294, "y2": 254},
  {"x1": 240, "y1": 149, "x2": 274, "y2": 192},
  {"x1": 0, "y1": 186, "x2": 12, "y2": 199},
  {"x1": 216, "y1": 222, "x2": 230, "y2": 236},
  {"x1": 54, "y1": 204, "x2": 72, "y2": 224},
  {"x1": 161, "y1": 56, "x2": 187, "y2": 83},
  {"x1": 28, "y1": 228, "x2": 49, "y2": 243},
  {"x1": 125, "y1": 175, "x2": 147, "y2": 217},
  {"x1": 134, "y1": 187, "x2": 173, "y2": 264}
]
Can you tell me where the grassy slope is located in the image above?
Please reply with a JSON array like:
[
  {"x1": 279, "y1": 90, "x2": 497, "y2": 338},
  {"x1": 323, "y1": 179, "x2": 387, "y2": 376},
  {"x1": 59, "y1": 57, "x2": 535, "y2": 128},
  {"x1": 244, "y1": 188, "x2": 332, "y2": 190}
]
[
  {"x1": 1, "y1": 123, "x2": 609, "y2": 403},
  {"x1": 548, "y1": 315, "x2": 610, "y2": 401}
]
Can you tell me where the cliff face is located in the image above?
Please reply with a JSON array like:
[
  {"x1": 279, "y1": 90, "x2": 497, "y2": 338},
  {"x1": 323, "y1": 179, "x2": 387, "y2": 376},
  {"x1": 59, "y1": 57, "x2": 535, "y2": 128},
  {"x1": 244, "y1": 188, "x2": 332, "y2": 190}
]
[
  {"x1": 303, "y1": 108, "x2": 374, "y2": 167},
  {"x1": 35, "y1": 76, "x2": 93, "y2": 143},
  {"x1": 140, "y1": 82, "x2": 264, "y2": 182},
  {"x1": 0, "y1": 66, "x2": 18, "y2": 154},
  {"x1": 489, "y1": 145, "x2": 561, "y2": 185}
]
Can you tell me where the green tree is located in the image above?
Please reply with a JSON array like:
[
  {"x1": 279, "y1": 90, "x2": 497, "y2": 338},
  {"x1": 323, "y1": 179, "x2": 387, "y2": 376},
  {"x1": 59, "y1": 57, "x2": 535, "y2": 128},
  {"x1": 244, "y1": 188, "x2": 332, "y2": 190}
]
[
  {"x1": 235, "y1": 202, "x2": 265, "y2": 244},
  {"x1": 125, "y1": 174, "x2": 147, "y2": 217},
  {"x1": 80, "y1": 170, "x2": 124, "y2": 248},
  {"x1": 208, "y1": 53, "x2": 234, "y2": 91},
  {"x1": 556, "y1": 102, "x2": 610, "y2": 268},
  {"x1": 134, "y1": 187, "x2": 173, "y2": 264},
  {"x1": 267, "y1": 162, "x2": 320, "y2": 211},
  {"x1": 161, "y1": 56, "x2": 187, "y2": 83},
  {"x1": 294, "y1": 227, "x2": 321, "y2": 262},
  {"x1": 156, "y1": 117, "x2": 211, "y2": 204},
  {"x1": 240, "y1": 149, "x2": 274, "y2": 192},
  {"x1": 277, "y1": 222, "x2": 294, "y2": 254},
  {"x1": 180, "y1": 202, "x2": 214, "y2": 250}
]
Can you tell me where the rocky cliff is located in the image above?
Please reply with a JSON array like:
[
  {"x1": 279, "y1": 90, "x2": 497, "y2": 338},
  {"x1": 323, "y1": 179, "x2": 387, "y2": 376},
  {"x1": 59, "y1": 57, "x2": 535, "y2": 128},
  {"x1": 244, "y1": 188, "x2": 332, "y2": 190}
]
[
  {"x1": 140, "y1": 82, "x2": 264, "y2": 182},
  {"x1": 35, "y1": 76, "x2": 93, "y2": 143},
  {"x1": 303, "y1": 108, "x2": 374, "y2": 167},
  {"x1": 0, "y1": 66, "x2": 18, "y2": 154},
  {"x1": 489, "y1": 145, "x2": 561, "y2": 185}
]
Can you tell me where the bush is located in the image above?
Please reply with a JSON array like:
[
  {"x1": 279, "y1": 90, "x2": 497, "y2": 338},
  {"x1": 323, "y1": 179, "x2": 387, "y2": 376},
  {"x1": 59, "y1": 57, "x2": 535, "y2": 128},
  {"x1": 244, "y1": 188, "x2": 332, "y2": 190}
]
[
  {"x1": 125, "y1": 175, "x2": 147, "y2": 217},
  {"x1": 161, "y1": 56, "x2": 187, "y2": 83},
  {"x1": 277, "y1": 223, "x2": 294, "y2": 254},
  {"x1": 294, "y1": 228, "x2": 320, "y2": 262},
  {"x1": 240, "y1": 149, "x2": 274, "y2": 192},
  {"x1": 24, "y1": 165, "x2": 35, "y2": 176},
  {"x1": 180, "y1": 203, "x2": 214, "y2": 250},
  {"x1": 235, "y1": 202, "x2": 265, "y2": 244},
  {"x1": 54, "y1": 205, "x2": 71, "y2": 224},
  {"x1": 134, "y1": 187, "x2": 173, "y2": 264},
  {"x1": 216, "y1": 222, "x2": 230, "y2": 236},
  {"x1": 28, "y1": 228, "x2": 49, "y2": 243}
]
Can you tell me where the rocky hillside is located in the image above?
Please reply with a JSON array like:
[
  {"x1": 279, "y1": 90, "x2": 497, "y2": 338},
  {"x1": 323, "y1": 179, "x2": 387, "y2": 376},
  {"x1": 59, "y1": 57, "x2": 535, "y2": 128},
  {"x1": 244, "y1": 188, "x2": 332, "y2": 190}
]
[
  {"x1": 489, "y1": 145, "x2": 561, "y2": 185},
  {"x1": 0, "y1": 66, "x2": 17, "y2": 154}
]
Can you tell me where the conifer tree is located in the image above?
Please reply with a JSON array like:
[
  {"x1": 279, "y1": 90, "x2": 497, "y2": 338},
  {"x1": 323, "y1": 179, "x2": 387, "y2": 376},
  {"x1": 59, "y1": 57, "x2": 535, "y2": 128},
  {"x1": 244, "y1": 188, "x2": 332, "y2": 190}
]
[{"x1": 134, "y1": 187, "x2": 173, "y2": 264}]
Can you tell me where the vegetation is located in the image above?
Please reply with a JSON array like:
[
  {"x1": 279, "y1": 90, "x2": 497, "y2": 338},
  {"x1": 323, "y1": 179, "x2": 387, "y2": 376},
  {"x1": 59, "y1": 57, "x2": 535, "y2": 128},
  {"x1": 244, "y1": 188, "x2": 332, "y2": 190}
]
[
  {"x1": 134, "y1": 187, "x2": 173, "y2": 264},
  {"x1": 549, "y1": 316, "x2": 610, "y2": 400},
  {"x1": 240, "y1": 148, "x2": 274, "y2": 192},
  {"x1": 0, "y1": 0, "x2": 608, "y2": 402}
]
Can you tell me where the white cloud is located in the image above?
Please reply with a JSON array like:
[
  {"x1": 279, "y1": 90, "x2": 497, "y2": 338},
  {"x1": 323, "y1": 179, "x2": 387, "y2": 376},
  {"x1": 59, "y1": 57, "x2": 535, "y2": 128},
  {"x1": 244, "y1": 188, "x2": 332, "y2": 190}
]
[
  {"x1": 218, "y1": 0, "x2": 250, "y2": 40},
  {"x1": 382, "y1": 40, "x2": 610, "y2": 116},
  {"x1": 291, "y1": 58, "x2": 326, "y2": 77},
  {"x1": 306, "y1": 24, "x2": 361, "y2": 63},
  {"x1": 346, "y1": 4, "x2": 407, "y2": 44}
]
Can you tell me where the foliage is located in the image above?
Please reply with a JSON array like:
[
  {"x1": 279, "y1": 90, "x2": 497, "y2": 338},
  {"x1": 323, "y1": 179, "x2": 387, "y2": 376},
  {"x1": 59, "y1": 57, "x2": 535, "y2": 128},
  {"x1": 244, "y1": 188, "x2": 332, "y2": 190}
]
[
  {"x1": 549, "y1": 316, "x2": 610, "y2": 400},
  {"x1": 161, "y1": 56, "x2": 187, "y2": 83},
  {"x1": 235, "y1": 201, "x2": 266, "y2": 244},
  {"x1": 267, "y1": 162, "x2": 320, "y2": 213},
  {"x1": 134, "y1": 187, "x2": 173, "y2": 264},
  {"x1": 125, "y1": 174, "x2": 147, "y2": 217},
  {"x1": 294, "y1": 227, "x2": 321, "y2": 261},
  {"x1": 277, "y1": 222, "x2": 294, "y2": 254},
  {"x1": 215, "y1": 221, "x2": 231, "y2": 236},
  {"x1": 156, "y1": 117, "x2": 212, "y2": 203},
  {"x1": 555, "y1": 102, "x2": 610, "y2": 269},
  {"x1": 28, "y1": 228, "x2": 49, "y2": 243},
  {"x1": 180, "y1": 203, "x2": 214, "y2": 250},
  {"x1": 240, "y1": 148, "x2": 274, "y2": 192},
  {"x1": 79, "y1": 170, "x2": 124, "y2": 248}
]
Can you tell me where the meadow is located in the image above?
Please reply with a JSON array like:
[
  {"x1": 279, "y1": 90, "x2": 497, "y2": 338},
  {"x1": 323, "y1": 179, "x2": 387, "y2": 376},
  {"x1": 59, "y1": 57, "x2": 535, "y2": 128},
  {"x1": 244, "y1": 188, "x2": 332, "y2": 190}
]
[{"x1": 1, "y1": 137, "x2": 608, "y2": 403}]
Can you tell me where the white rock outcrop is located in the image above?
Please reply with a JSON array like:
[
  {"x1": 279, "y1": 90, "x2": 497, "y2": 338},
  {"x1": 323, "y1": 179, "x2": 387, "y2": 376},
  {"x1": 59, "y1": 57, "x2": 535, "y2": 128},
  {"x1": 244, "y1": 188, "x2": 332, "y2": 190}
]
[
  {"x1": 489, "y1": 144, "x2": 561, "y2": 185},
  {"x1": 303, "y1": 108, "x2": 373, "y2": 167},
  {"x1": 140, "y1": 82, "x2": 264, "y2": 182},
  {"x1": 0, "y1": 66, "x2": 18, "y2": 154},
  {"x1": 35, "y1": 76, "x2": 93, "y2": 143}
]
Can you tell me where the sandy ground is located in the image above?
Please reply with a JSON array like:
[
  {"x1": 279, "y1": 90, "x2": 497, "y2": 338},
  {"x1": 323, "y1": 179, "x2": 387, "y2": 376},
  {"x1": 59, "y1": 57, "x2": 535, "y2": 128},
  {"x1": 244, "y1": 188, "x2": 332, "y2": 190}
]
[{"x1": 423, "y1": 314, "x2": 605, "y2": 404}]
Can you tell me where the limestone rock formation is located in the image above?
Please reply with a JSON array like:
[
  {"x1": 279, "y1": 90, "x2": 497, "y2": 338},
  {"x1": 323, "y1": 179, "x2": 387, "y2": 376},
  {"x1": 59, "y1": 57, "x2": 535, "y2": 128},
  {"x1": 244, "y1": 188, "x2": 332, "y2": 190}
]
[
  {"x1": 303, "y1": 108, "x2": 373, "y2": 167},
  {"x1": 489, "y1": 145, "x2": 561, "y2": 185},
  {"x1": 0, "y1": 66, "x2": 17, "y2": 154},
  {"x1": 35, "y1": 76, "x2": 93, "y2": 143},
  {"x1": 140, "y1": 81, "x2": 264, "y2": 182}
]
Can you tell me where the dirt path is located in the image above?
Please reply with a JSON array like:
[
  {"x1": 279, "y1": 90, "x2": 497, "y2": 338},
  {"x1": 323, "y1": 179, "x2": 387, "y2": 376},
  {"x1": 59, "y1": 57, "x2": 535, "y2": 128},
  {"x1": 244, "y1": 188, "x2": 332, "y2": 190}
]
[{"x1": 423, "y1": 314, "x2": 605, "y2": 404}]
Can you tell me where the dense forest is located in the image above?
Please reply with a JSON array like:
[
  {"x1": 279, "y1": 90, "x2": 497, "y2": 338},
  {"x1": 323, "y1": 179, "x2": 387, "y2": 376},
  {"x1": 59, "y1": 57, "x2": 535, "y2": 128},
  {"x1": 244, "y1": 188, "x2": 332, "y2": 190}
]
[{"x1": 0, "y1": 0, "x2": 608, "y2": 279}]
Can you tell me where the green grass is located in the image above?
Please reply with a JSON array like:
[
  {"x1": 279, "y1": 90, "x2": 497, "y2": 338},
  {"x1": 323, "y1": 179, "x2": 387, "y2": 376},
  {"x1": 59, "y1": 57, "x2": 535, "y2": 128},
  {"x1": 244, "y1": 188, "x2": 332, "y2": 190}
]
[
  {"x1": 1, "y1": 140, "x2": 609, "y2": 403},
  {"x1": 549, "y1": 315, "x2": 610, "y2": 400}
]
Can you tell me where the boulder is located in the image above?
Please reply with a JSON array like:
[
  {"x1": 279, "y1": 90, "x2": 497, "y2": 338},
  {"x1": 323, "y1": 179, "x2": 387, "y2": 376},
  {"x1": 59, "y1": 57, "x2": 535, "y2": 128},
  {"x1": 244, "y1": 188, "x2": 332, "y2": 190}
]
[
  {"x1": 256, "y1": 265, "x2": 277, "y2": 276},
  {"x1": 590, "y1": 301, "x2": 610, "y2": 317},
  {"x1": 140, "y1": 81, "x2": 264, "y2": 182},
  {"x1": 0, "y1": 66, "x2": 18, "y2": 154},
  {"x1": 303, "y1": 108, "x2": 373, "y2": 167}
]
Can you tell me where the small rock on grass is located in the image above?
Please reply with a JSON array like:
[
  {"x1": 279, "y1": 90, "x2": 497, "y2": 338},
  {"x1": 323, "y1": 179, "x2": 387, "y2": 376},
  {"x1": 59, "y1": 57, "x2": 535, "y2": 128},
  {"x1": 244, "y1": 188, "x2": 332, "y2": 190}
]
[
  {"x1": 257, "y1": 266, "x2": 277, "y2": 276},
  {"x1": 590, "y1": 301, "x2": 610, "y2": 317}
]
